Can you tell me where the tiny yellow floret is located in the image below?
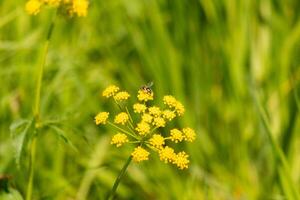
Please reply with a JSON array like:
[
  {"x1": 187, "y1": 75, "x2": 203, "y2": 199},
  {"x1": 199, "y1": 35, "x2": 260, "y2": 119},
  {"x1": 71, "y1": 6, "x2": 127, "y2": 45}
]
[
  {"x1": 148, "y1": 106, "x2": 161, "y2": 117},
  {"x1": 133, "y1": 103, "x2": 147, "y2": 113},
  {"x1": 72, "y1": 0, "x2": 89, "y2": 17},
  {"x1": 162, "y1": 110, "x2": 176, "y2": 121},
  {"x1": 173, "y1": 151, "x2": 189, "y2": 170},
  {"x1": 149, "y1": 134, "x2": 165, "y2": 149},
  {"x1": 153, "y1": 117, "x2": 166, "y2": 128},
  {"x1": 141, "y1": 113, "x2": 153, "y2": 123},
  {"x1": 137, "y1": 90, "x2": 153, "y2": 102},
  {"x1": 114, "y1": 91, "x2": 130, "y2": 101},
  {"x1": 159, "y1": 146, "x2": 176, "y2": 163},
  {"x1": 163, "y1": 95, "x2": 177, "y2": 108},
  {"x1": 182, "y1": 127, "x2": 196, "y2": 142},
  {"x1": 135, "y1": 122, "x2": 150, "y2": 135},
  {"x1": 114, "y1": 112, "x2": 129, "y2": 125},
  {"x1": 95, "y1": 112, "x2": 109, "y2": 125},
  {"x1": 131, "y1": 146, "x2": 150, "y2": 162},
  {"x1": 102, "y1": 85, "x2": 119, "y2": 98},
  {"x1": 25, "y1": 0, "x2": 42, "y2": 15},
  {"x1": 111, "y1": 133, "x2": 128, "y2": 147},
  {"x1": 170, "y1": 129, "x2": 184, "y2": 143}
]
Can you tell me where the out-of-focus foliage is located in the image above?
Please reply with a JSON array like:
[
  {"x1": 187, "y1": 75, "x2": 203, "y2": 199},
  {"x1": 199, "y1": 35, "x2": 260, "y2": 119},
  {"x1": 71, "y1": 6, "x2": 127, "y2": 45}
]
[{"x1": 0, "y1": 0, "x2": 300, "y2": 199}]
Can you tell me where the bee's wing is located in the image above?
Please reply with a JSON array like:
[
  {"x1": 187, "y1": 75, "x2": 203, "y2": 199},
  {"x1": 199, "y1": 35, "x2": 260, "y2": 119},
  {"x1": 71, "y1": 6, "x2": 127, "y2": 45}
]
[{"x1": 147, "y1": 81, "x2": 154, "y2": 87}]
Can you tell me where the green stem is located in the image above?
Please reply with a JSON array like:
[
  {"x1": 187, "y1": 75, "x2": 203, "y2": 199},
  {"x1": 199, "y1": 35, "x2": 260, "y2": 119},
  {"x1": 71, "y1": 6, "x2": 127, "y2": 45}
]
[
  {"x1": 26, "y1": 12, "x2": 57, "y2": 200},
  {"x1": 107, "y1": 156, "x2": 132, "y2": 200},
  {"x1": 107, "y1": 121, "x2": 139, "y2": 140}
]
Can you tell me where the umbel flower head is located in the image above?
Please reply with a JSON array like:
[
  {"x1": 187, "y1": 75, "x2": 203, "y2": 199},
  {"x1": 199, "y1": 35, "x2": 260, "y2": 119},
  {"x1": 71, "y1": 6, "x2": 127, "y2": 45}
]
[
  {"x1": 25, "y1": 0, "x2": 89, "y2": 17},
  {"x1": 95, "y1": 84, "x2": 196, "y2": 170}
]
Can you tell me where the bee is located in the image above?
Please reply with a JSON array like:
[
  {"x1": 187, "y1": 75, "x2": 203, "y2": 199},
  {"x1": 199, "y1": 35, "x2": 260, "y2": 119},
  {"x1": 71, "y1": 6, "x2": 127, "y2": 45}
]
[{"x1": 140, "y1": 82, "x2": 154, "y2": 94}]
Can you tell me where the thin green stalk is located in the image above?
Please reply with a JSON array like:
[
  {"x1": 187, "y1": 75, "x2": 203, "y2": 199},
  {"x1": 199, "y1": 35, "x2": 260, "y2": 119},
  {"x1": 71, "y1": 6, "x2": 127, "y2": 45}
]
[
  {"x1": 26, "y1": 12, "x2": 57, "y2": 200},
  {"x1": 107, "y1": 121, "x2": 139, "y2": 140},
  {"x1": 107, "y1": 156, "x2": 132, "y2": 200}
]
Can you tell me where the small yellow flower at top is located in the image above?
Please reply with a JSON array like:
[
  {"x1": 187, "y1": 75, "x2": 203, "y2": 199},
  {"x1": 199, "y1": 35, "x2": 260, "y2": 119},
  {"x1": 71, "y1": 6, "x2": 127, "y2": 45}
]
[
  {"x1": 135, "y1": 121, "x2": 150, "y2": 135},
  {"x1": 114, "y1": 112, "x2": 129, "y2": 125},
  {"x1": 148, "y1": 106, "x2": 161, "y2": 117},
  {"x1": 133, "y1": 103, "x2": 147, "y2": 113},
  {"x1": 131, "y1": 146, "x2": 150, "y2": 162},
  {"x1": 114, "y1": 91, "x2": 130, "y2": 101},
  {"x1": 95, "y1": 112, "x2": 109, "y2": 125},
  {"x1": 159, "y1": 146, "x2": 176, "y2": 163},
  {"x1": 149, "y1": 134, "x2": 165, "y2": 149},
  {"x1": 170, "y1": 129, "x2": 184, "y2": 143},
  {"x1": 72, "y1": 0, "x2": 89, "y2": 17},
  {"x1": 137, "y1": 90, "x2": 153, "y2": 102},
  {"x1": 162, "y1": 110, "x2": 176, "y2": 121},
  {"x1": 173, "y1": 151, "x2": 189, "y2": 170},
  {"x1": 111, "y1": 133, "x2": 128, "y2": 147},
  {"x1": 102, "y1": 85, "x2": 120, "y2": 98},
  {"x1": 25, "y1": 0, "x2": 42, "y2": 15},
  {"x1": 152, "y1": 117, "x2": 166, "y2": 128},
  {"x1": 163, "y1": 95, "x2": 177, "y2": 108},
  {"x1": 175, "y1": 101, "x2": 185, "y2": 116},
  {"x1": 141, "y1": 113, "x2": 153, "y2": 123},
  {"x1": 182, "y1": 128, "x2": 196, "y2": 142}
]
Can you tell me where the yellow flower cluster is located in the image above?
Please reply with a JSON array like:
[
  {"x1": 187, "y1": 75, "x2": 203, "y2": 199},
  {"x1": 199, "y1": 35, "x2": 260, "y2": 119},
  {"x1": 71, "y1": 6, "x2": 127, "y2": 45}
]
[
  {"x1": 95, "y1": 84, "x2": 196, "y2": 170},
  {"x1": 25, "y1": 0, "x2": 89, "y2": 17}
]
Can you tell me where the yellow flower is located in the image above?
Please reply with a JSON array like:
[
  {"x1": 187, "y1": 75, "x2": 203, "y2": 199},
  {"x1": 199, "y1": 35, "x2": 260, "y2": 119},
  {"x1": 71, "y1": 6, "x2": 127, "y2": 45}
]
[
  {"x1": 95, "y1": 112, "x2": 109, "y2": 125},
  {"x1": 162, "y1": 110, "x2": 176, "y2": 121},
  {"x1": 175, "y1": 101, "x2": 185, "y2": 116},
  {"x1": 149, "y1": 134, "x2": 165, "y2": 149},
  {"x1": 102, "y1": 85, "x2": 119, "y2": 98},
  {"x1": 173, "y1": 151, "x2": 189, "y2": 170},
  {"x1": 131, "y1": 146, "x2": 150, "y2": 162},
  {"x1": 148, "y1": 106, "x2": 161, "y2": 117},
  {"x1": 133, "y1": 103, "x2": 147, "y2": 113},
  {"x1": 114, "y1": 112, "x2": 129, "y2": 125},
  {"x1": 111, "y1": 133, "x2": 128, "y2": 147},
  {"x1": 141, "y1": 113, "x2": 153, "y2": 123},
  {"x1": 137, "y1": 90, "x2": 153, "y2": 102},
  {"x1": 159, "y1": 146, "x2": 176, "y2": 163},
  {"x1": 135, "y1": 122, "x2": 150, "y2": 135},
  {"x1": 72, "y1": 0, "x2": 89, "y2": 17},
  {"x1": 153, "y1": 117, "x2": 165, "y2": 128},
  {"x1": 163, "y1": 95, "x2": 177, "y2": 108},
  {"x1": 170, "y1": 129, "x2": 184, "y2": 143},
  {"x1": 114, "y1": 91, "x2": 130, "y2": 101},
  {"x1": 182, "y1": 128, "x2": 196, "y2": 142},
  {"x1": 25, "y1": 0, "x2": 42, "y2": 15}
]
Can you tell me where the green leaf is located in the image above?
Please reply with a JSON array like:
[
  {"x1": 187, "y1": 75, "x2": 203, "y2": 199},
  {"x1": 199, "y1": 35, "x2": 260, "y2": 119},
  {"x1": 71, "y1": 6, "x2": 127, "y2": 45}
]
[
  {"x1": 9, "y1": 118, "x2": 34, "y2": 168},
  {"x1": 49, "y1": 125, "x2": 78, "y2": 152}
]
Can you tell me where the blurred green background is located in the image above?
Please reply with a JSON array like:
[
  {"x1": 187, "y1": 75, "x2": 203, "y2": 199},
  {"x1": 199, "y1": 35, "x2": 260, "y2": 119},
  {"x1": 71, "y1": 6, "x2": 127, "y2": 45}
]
[{"x1": 1, "y1": 0, "x2": 300, "y2": 199}]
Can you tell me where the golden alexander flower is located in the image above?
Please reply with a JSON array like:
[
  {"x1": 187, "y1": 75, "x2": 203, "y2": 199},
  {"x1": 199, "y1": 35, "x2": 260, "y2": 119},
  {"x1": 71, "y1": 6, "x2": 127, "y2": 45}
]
[
  {"x1": 159, "y1": 146, "x2": 176, "y2": 163},
  {"x1": 72, "y1": 0, "x2": 89, "y2": 17},
  {"x1": 133, "y1": 103, "x2": 147, "y2": 113},
  {"x1": 182, "y1": 127, "x2": 196, "y2": 142},
  {"x1": 163, "y1": 95, "x2": 177, "y2": 108},
  {"x1": 173, "y1": 151, "x2": 189, "y2": 170},
  {"x1": 137, "y1": 90, "x2": 153, "y2": 102},
  {"x1": 114, "y1": 112, "x2": 129, "y2": 125},
  {"x1": 149, "y1": 134, "x2": 165, "y2": 149},
  {"x1": 111, "y1": 133, "x2": 128, "y2": 147},
  {"x1": 95, "y1": 112, "x2": 109, "y2": 125},
  {"x1": 152, "y1": 117, "x2": 165, "y2": 128},
  {"x1": 25, "y1": 0, "x2": 42, "y2": 15},
  {"x1": 175, "y1": 102, "x2": 185, "y2": 116},
  {"x1": 102, "y1": 85, "x2": 120, "y2": 98},
  {"x1": 148, "y1": 106, "x2": 161, "y2": 117},
  {"x1": 162, "y1": 110, "x2": 176, "y2": 121},
  {"x1": 141, "y1": 113, "x2": 153, "y2": 123},
  {"x1": 114, "y1": 91, "x2": 130, "y2": 101},
  {"x1": 170, "y1": 129, "x2": 184, "y2": 143},
  {"x1": 131, "y1": 146, "x2": 150, "y2": 162},
  {"x1": 135, "y1": 122, "x2": 150, "y2": 135}
]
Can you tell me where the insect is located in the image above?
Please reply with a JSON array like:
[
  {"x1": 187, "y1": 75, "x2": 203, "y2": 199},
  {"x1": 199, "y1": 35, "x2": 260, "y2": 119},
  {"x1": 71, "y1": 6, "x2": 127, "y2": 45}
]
[{"x1": 140, "y1": 82, "x2": 154, "y2": 94}]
